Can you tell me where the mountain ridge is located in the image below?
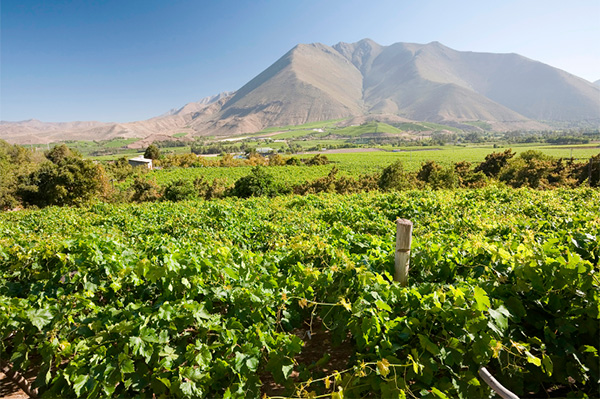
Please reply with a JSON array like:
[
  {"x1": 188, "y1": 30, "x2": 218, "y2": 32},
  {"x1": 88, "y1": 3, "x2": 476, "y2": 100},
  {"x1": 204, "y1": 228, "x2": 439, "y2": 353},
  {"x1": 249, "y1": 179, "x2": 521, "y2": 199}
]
[{"x1": 1, "y1": 39, "x2": 598, "y2": 144}]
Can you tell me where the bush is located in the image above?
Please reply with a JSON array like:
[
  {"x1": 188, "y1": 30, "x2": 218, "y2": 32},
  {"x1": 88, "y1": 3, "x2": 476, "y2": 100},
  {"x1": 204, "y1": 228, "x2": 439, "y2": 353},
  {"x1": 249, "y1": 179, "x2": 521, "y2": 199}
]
[
  {"x1": 0, "y1": 140, "x2": 38, "y2": 209},
  {"x1": 45, "y1": 144, "x2": 80, "y2": 164},
  {"x1": 304, "y1": 154, "x2": 330, "y2": 166},
  {"x1": 294, "y1": 167, "x2": 379, "y2": 195},
  {"x1": 131, "y1": 176, "x2": 161, "y2": 202},
  {"x1": 144, "y1": 144, "x2": 161, "y2": 160},
  {"x1": 286, "y1": 157, "x2": 301, "y2": 166},
  {"x1": 378, "y1": 161, "x2": 417, "y2": 191},
  {"x1": 499, "y1": 151, "x2": 552, "y2": 188},
  {"x1": 454, "y1": 162, "x2": 488, "y2": 188},
  {"x1": 268, "y1": 154, "x2": 286, "y2": 166},
  {"x1": 474, "y1": 149, "x2": 516, "y2": 177},
  {"x1": 107, "y1": 157, "x2": 134, "y2": 181},
  {"x1": 194, "y1": 177, "x2": 228, "y2": 200},
  {"x1": 163, "y1": 179, "x2": 196, "y2": 202},
  {"x1": 219, "y1": 153, "x2": 240, "y2": 167},
  {"x1": 416, "y1": 161, "x2": 457, "y2": 189},
  {"x1": 159, "y1": 153, "x2": 203, "y2": 168},
  {"x1": 19, "y1": 156, "x2": 109, "y2": 207},
  {"x1": 578, "y1": 154, "x2": 600, "y2": 187},
  {"x1": 230, "y1": 166, "x2": 281, "y2": 198}
]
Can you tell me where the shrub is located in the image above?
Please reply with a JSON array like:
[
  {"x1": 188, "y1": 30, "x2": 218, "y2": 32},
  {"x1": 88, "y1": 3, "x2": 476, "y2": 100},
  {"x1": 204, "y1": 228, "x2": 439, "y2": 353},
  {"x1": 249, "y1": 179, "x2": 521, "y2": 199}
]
[
  {"x1": 268, "y1": 154, "x2": 286, "y2": 166},
  {"x1": 474, "y1": 149, "x2": 516, "y2": 177},
  {"x1": 0, "y1": 140, "x2": 38, "y2": 209},
  {"x1": 219, "y1": 153, "x2": 240, "y2": 167},
  {"x1": 45, "y1": 144, "x2": 80, "y2": 164},
  {"x1": 107, "y1": 157, "x2": 134, "y2": 181},
  {"x1": 286, "y1": 157, "x2": 301, "y2": 166},
  {"x1": 379, "y1": 161, "x2": 417, "y2": 191},
  {"x1": 131, "y1": 176, "x2": 161, "y2": 202},
  {"x1": 454, "y1": 161, "x2": 487, "y2": 188},
  {"x1": 415, "y1": 161, "x2": 457, "y2": 189},
  {"x1": 194, "y1": 177, "x2": 228, "y2": 200},
  {"x1": 294, "y1": 167, "x2": 377, "y2": 195},
  {"x1": 163, "y1": 179, "x2": 196, "y2": 201},
  {"x1": 144, "y1": 144, "x2": 161, "y2": 160},
  {"x1": 304, "y1": 154, "x2": 330, "y2": 166},
  {"x1": 578, "y1": 153, "x2": 600, "y2": 187},
  {"x1": 18, "y1": 157, "x2": 109, "y2": 207},
  {"x1": 500, "y1": 151, "x2": 553, "y2": 189},
  {"x1": 160, "y1": 153, "x2": 202, "y2": 168},
  {"x1": 230, "y1": 166, "x2": 280, "y2": 198}
]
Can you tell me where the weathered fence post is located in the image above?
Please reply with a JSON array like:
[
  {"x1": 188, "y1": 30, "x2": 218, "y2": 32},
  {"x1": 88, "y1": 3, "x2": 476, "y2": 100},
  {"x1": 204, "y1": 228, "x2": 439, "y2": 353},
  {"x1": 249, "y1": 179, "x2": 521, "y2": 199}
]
[{"x1": 394, "y1": 219, "x2": 413, "y2": 285}]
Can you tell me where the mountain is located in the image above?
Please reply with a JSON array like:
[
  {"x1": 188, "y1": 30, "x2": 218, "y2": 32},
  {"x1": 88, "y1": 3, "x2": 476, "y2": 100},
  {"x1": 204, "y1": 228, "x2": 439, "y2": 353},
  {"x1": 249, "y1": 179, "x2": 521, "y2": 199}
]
[
  {"x1": 193, "y1": 39, "x2": 598, "y2": 136},
  {"x1": 595, "y1": 80, "x2": 600, "y2": 87},
  {"x1": 2, "y1": 40, "x2": 599, "y2": 144},
  {"x1": 161, "y1": 91, "x2": 234, "y2": 117},
  {"x1": 0, "y1": 93, "x2": 232, "y2": 144}
]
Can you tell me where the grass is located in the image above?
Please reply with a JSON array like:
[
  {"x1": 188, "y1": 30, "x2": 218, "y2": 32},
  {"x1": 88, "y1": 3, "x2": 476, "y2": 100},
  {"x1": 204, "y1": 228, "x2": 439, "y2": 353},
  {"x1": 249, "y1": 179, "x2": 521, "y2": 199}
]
[
  {"x1": 250, "y1": 118, "x2": 347, "y2": 136},
  {"x1": 417, "y1": 122, "x2": 463, "y2": 133},
  {"x1": 331, "y1": 122, "x2": 404, "y2": 137},
  {"x1": 461, "y1": 120, "x2": 493, "y2": 131}
]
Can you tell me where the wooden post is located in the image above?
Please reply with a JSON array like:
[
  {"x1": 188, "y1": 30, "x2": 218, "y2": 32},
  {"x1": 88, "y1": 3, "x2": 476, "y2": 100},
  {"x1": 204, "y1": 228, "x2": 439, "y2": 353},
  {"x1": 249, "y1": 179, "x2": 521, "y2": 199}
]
[{"x1": 394, "y1": 219, "x2": 413, "y2": 285}]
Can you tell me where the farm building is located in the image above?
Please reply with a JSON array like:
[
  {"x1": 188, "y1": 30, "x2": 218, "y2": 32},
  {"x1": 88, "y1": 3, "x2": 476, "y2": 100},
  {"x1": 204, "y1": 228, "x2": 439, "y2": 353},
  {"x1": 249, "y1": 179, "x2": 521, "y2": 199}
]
[
  {"x1": 128, "y1": 156, "x2": 153, "y2": 169},
  {"x1": 256, "y1": 147, "x2": 274, "y2": 154}
]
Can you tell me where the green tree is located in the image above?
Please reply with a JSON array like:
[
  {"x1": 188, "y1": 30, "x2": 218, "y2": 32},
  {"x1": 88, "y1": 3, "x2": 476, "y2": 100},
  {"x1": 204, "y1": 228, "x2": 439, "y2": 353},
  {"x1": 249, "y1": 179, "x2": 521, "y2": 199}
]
[
  {"x1": 304, "y1": 154, "x2": 330, "y2": 166},
  {"x1": 45, "y1": 144, "x2": 79, "y2": 164},
  {"x1": 19, "y1": 156, "x2": 108, "y2": 207},
  {"x1": 378, "y1": 160, "x2": 417, "y2": 191},
  {"x1": 130, "y1": 176, "x2": 161, "y2": 202},
  {"x1": 107, "y1": 157, "x2": 134, "y2": 181},
  {"x1": 230, "y1": 166, "x2": 280, "y2": 198},
  {"x1": 417, "y1": 161, "x2": 457, "y2": 189},
  {"x1": 163, "y1": 179, "x2": 196, "y2": 202},
  {"x1": 144, "y1": 144, "x2": 161, "y2": 160},
  {"x1": 474, "y1": 149, "x2": 516, "y2": 177}
]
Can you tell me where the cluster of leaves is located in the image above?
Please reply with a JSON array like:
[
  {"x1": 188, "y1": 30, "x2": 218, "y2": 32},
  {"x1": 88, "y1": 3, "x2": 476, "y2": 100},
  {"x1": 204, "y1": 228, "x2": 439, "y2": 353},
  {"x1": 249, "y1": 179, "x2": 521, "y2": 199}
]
[
  {"x1": 156, "y1": 152, "x2": 329, "y2": 169},
  {"x1": 0, "y1": 142, "x2": 110, "y2": 209},
  {"x1": 377, "y1": 149, "x2": 597, "y2": 192},
  {"x1": 0, "y1": 188, "x2": 598, "y2": 398},
  {"x1": 294, "y1": 167, "x2": 378, "y2": 195},
  {"x1": 4, "y1": 140, "x2": 598, "y2": 210},
  {"x1": 0, "y1": 140, "x2": 44, "y2": 209}
]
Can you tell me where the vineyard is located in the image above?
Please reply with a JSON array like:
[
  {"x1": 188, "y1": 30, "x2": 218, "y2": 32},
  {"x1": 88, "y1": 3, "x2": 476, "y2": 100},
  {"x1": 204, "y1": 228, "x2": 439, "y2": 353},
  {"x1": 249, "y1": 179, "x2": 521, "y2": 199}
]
[
  {"x1": 151, "y1": 145, "x2": 600, "y2": 186},
  {"x1": 0, "y1": 188, "x2": 599, "y2": 398}
]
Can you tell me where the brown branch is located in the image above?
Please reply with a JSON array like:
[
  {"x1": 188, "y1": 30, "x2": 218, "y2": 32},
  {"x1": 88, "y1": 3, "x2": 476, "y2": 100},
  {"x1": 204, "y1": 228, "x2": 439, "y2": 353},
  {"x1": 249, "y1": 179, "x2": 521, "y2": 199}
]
[
  {"x1": 0, "y1": 359, "x2": 38, "y2": 399},
  {"x1": 479, "y1": 366, "x2": 519, "y2": 399}
]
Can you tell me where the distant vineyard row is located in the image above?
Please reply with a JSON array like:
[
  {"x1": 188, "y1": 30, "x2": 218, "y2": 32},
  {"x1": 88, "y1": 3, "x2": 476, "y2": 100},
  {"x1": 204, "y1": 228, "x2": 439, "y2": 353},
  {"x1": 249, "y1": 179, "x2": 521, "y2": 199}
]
[{"x1": 1, "y1": 139, "x2": 599, "y2": 209}]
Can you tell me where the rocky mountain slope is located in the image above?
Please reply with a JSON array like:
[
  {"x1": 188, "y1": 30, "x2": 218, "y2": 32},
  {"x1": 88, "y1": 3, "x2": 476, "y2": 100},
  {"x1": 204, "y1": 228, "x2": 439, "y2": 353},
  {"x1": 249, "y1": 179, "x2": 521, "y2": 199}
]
[{"x1": 2, "y1": 40, "x2": 598, "y2": 144}]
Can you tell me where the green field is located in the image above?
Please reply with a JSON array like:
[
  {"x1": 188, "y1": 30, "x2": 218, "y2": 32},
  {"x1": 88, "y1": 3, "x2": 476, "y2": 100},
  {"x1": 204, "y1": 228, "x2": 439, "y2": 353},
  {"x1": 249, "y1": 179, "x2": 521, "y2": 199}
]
[
  {"x1": 1, "y1": 188, "x2": 598, "y2": 398},
  {"x1": 138, "y1": 144, "x2": 599, "y2": 188},
  {"x1": 244, "y1": 119, "x2": 466, "y2": 140},
  {"x1": 330, "y1": 122, "x2": 404, "y2": 137}
]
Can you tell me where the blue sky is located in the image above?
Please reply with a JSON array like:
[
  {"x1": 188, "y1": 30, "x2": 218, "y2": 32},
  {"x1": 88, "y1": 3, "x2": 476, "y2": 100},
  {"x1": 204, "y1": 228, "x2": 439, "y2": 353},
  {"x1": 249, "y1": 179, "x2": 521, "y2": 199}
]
[{"x1": 1, "y1": 0, "x2": 599, "y2": 122}]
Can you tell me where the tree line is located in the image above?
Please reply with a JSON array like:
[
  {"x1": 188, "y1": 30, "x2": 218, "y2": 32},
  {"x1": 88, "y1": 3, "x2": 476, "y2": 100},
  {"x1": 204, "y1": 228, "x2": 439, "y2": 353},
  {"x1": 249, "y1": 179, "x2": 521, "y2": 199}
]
[{"x1": 1, "y1": 140, "x2": 598, "y2": 210}]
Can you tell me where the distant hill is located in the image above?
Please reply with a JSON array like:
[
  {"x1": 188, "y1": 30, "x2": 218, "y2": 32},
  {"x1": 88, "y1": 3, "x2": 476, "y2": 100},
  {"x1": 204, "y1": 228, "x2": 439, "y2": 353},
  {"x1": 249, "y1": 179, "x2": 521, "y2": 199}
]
[
  {"x1": 161, "y1": 91, "x2": 234, "y2": 117},
  {"x1": 2, "y1": 40, "x2": 599, "y2": 144},
  {"x1": 595, "y1": 80, "x2": 600, "y2": 87}
]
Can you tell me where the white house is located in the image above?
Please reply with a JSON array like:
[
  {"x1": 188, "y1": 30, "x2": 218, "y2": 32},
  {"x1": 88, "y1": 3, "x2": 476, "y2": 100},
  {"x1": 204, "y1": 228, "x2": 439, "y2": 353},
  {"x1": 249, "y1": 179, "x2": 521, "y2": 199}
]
[{"x1": 128, "y1": 156, "x2": 153, "y2": 169}]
